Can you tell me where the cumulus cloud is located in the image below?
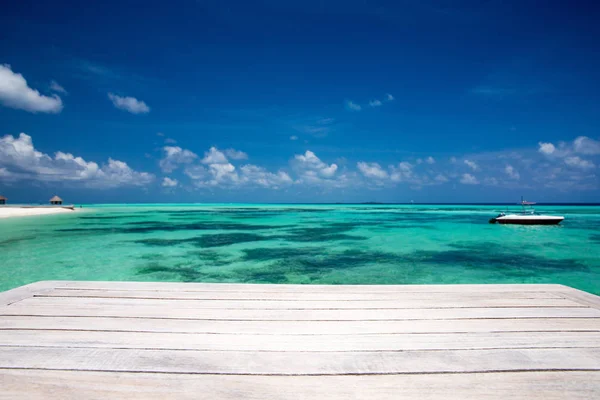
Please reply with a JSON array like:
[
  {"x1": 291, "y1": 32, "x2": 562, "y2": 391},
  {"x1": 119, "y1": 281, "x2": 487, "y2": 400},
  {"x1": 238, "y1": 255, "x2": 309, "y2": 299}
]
[
  {"x1": 0, "y1": 133, "x2": 153, "y2": 188},
  {"x1": 573, "y1": 136, "x2": 600, "y2": 155},
  {"x1": 390, "y1": 162, "x2": 413, "y2": 182},
  {"x1": 357, "y1": 162, "x2": 388, "y2": 179},
  {"x1": 159, "y1": 146, "x2": 197, "y2": 173},
  {"x1": 49, "y1": 80, "x2": 67, "y2": 94},
  {"x1": 386, "y1": 93, "x2": 394, "y2": 101},
  {"x1": 177, "y1": 145, "x2": 291, "y2": 189},
  {"x1": 460, "y1": 173, "x2": 479, "y2": 185},
  {"x1": 108, "y1": 93, "x2": 150, "y2": 114},
  {"x1": 369, "y1": 99, "x2": 382, "y2": 107},
  {"x1": 239, "y1": 165, "x2": 293, "y2": 188},
  {"x1": 345, "y1": 100, "x2": 362, "y2": 111},
  {"x1": 538, "y1": 142, "x2": 556, "y2": 155},
  {"x1": 435, "y1": 174, "x2": 448, "y2": 183},
  {"x1": 564, "y1": 156, "x2": 595, "y2": 169},
  {"x1": 505, "y1": 164, "x2": 520, "y2": 179},
  {"x1": 224, "y1": 148, "x2": 248, "y2": 160},
  {"x1": 294, "y1": 150, "x2": 338, "y2": 178},
  {"x1": 290, "y1": 135, "x2": 298, "y2": 141},
  {"x1": 426, "y1": 156, "x2": 435, "y2": 164},
  {"x1": 201, "y1": 147, "x2": 229, "y2": 164},
  {"x1": 161, "y1": 177, "x2": 178, "y2": 188},
  {"x1": 0, "y1": 64, "x2": 63, "y2": 113},
  {"x1": 464, "y1": 159, "x2": 479, "y2": 171}
]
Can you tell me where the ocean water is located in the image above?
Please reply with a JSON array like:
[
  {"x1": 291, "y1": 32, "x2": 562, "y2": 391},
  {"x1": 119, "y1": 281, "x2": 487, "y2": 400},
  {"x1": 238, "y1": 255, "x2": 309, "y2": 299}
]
[{"x1": 0, "y1": 204, "x2": 599, "y2": 294}]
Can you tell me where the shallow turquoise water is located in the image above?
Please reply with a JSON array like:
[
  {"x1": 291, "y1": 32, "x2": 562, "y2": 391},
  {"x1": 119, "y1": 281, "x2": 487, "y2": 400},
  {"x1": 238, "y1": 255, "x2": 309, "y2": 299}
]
[{"x1": 1, "y1": 204, "x2": 599, "y2": 294}]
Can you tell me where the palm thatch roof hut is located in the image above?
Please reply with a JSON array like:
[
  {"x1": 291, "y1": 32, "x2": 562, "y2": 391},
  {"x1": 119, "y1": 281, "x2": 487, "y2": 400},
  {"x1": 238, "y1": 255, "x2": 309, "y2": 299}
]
[
  {"x1": 50, "y1": 195, "x2": 63, "y2": 205},
  {"x1": 0, "y1": 196, "x2": 6, "y2": 205}
]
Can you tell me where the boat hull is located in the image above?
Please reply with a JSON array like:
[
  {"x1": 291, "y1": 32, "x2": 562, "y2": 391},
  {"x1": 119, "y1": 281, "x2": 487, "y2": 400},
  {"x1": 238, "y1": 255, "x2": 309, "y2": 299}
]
[{"x1": 495, "y1": 216, "x2": 564, "y2": 225}]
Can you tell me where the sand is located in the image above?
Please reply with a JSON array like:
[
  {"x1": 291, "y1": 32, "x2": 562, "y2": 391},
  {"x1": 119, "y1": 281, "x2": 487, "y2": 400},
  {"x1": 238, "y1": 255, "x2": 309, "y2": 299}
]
[{"x1": 0, "y1": 207, "x2": 76, "y2": 219}]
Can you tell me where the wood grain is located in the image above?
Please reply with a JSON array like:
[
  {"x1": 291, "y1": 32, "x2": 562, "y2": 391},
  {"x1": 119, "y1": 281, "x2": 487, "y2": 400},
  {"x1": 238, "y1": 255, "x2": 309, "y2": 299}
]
[
  {"x1": 1, "y1": 370, "x2": 599, "y2": 400},
  {"x1": 1, "y1": 281, "x2": 599, "y2": 399}
]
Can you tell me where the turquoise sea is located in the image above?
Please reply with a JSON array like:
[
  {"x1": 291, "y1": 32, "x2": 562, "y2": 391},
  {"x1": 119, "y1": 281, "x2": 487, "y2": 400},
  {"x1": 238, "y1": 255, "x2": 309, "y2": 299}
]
[{"x1": 1, "y1": 204, "x2": 599, "y2": 294}]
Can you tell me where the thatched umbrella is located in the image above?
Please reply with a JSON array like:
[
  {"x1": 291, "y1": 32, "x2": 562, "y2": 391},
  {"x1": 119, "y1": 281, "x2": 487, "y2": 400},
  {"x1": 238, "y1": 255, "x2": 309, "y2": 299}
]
[{"x1": 50, "y1": 195, "x2": 63, "y2": 205}]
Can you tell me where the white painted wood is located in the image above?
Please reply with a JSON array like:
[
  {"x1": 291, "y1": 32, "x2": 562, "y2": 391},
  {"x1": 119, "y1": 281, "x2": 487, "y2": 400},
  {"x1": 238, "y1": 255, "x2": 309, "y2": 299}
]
[
  {"x1": 2, "y1": 370, "x2": 598, "y2": 400},
  {"x1": 0, "y1": 281, "x2": 57, "y2": 306},
  {"x1": 1, "y1": 281, "x2": 599, "y2": 399},
  {"x1": 4, "y1": 304, "x2": 598, "y2": 320},
  {"x1": 16, "y1": 296, "x2": 584, "y2": 309},
  {"x1": 2, "y1": 330, "x2": 600, "y2": 352},
  {"x1": 55, "y1": 280, "x2": 570, "y2": 293},
  {"x1": 1, "y1": 316, "x2": 599, "y2": 334},
  {"x1": 42, "y1": 289, "x2": 563, "y2": 301},
  {"x1": 558, "y1": 287, "x2": 600, "y2": 309},
  {"x1": 2, "y1": 347, "x2": 600, "y2": 374}
]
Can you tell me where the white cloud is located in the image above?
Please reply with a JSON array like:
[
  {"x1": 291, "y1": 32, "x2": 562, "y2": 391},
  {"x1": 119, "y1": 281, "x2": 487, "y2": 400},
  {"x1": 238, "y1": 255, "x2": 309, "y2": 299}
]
[
  {"x1": 108, "y1": 93, "x2": 150, "y2": 114},
  {"x1": 164, "y1": 138, "x2": 177, "y2": 144},
  {"x1": 434, "y1": 174, "x2": 448, "y2": 183},
  {"x1": 538, "y1": 142, "x2": 556, "y2": 155},
  {"x1": 357, "y1": 162, "x2": 388, "y2": 179},
  {"x1": 505, "y1": 164, "x2": 520, "y2": 179},
  {"x1": 290, "y1": 135, "x2": 298, "y2": 141},
  {"x1": 573, "y1": 136, "x2": 600, "y2": 155},
  {"x1": 460, "y1": 173, "x2": 479, "y2": 185},
  {"x1": 201, "y1": 147, "x2": 229, "y2": 164},
  {"x1": 240, "y1": 165, "x2": 293, "y2": 188},
  {"x1": 464, "y1": 159, "x2": 479, "y2": 171},
  {"x1": 159, "y1": 146, "x2": 197, "y2": 173},
  {"x1": 0, "y1": 64, "x2": 63, "y2": 113},
  {"x1": 294, "y1": 150, "x2": 338, "y2": 178},
  {"x1": 425, "y1": 156, "x2": 435, "y2": 164},
  {"x1": 161, "y1": 177, "x2": 178, "y2": 188},
  {"x1": 181, "y1": 146, "x2": 290, "y2": 189},
  {"x1": 49, "y1": 80, "x2": 67, "y2": 94},
  {"x1": 345, "y1": 100, "x2": 362, "y2": 111},
  {"x1": 0, "y1": 133, "x2": 153, "y2": 188},
  {"x1": 349, "y1": 94, "x2": 393, "y2": 111},
  {"x1": 225, "y1": 148, "x2": 248, "y2": 160},
  {"x1": 564, "y1": 156, "x2": 595, "y2": 170},
  {"x1": 184, "y1": 165, "x2": 208, "y2": 180},
  {"x1": 390, "y1": 162, "x2": 413, "y2": 182}
]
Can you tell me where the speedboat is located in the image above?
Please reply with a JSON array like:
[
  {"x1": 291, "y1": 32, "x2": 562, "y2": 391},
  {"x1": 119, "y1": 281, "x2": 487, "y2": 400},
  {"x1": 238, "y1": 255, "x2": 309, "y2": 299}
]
[{"x1": 489, "y1": 199, "x2": 564, "y2": 225}]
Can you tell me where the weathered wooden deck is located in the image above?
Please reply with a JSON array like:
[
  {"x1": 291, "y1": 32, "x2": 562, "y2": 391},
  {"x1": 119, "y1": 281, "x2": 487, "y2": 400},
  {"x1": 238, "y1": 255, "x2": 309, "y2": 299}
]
[{"x1": 1, "y1": 281, "x2": 600, "y2": 399}]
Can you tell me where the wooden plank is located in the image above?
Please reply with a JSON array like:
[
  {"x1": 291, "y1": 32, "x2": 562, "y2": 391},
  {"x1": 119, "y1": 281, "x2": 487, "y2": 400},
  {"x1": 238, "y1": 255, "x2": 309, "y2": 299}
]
[
  {"x1": 14, "y1": 296, "x2": 584, "y2": 309},
  {"x1": 557, "y1": 287, "x2": 600, "y2": 309},
  {"x1": 41, "y1": 289, "x2": 564, "y2": 301},
  {"x1": 2, "y1": 330, "x2": 600, "y2": 352},
  {"x1": 1, "y1": 316, "x2": 599, "y2": 334},
  {"x1": 0, "y1": 281, "x2": 57, "y2": 307},
  {"x1": 4, "y1": 304, "x2": 599, "y2": 320},
  {"x1": 1, "y1": 370, "x2": 598, "y2": 400},
  {"x1": 2, "y1": 347, "x2": 600, "y2": 374},
  {"x1": 54, "y1": 280, "x2": 569, "y2": 293}
]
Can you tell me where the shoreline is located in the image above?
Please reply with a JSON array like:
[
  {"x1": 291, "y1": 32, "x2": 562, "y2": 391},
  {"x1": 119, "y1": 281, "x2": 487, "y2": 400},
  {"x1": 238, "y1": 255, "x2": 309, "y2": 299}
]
[{"x1": 0, "y1": 207, "x2": 77, "y2": 219}]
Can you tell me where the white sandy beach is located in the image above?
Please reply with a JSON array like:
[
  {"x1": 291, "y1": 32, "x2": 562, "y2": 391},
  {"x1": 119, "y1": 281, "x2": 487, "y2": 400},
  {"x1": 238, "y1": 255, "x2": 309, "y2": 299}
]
[{"x1": 0, "y1": 207, "x2": 76, "y2": 219}]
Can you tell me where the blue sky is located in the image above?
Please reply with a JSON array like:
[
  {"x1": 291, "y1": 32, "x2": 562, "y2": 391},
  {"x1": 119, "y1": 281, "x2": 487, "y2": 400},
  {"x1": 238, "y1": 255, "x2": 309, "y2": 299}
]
[{"x1": 1, "y1": 0, "x2": 599, "y2": 203}]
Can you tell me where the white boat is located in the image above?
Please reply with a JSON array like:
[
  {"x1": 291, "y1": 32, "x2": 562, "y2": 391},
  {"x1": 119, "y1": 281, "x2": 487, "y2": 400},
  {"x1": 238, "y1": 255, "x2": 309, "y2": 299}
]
[{"x1": 489, "y1": 199, "x2": 564, "y2": 225}]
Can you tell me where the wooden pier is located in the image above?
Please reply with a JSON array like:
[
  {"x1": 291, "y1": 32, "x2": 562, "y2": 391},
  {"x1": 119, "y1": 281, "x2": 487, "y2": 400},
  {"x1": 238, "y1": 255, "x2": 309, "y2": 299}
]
[{"x1": 1, "y1": 281, "x2": 600, "y2": 399}]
